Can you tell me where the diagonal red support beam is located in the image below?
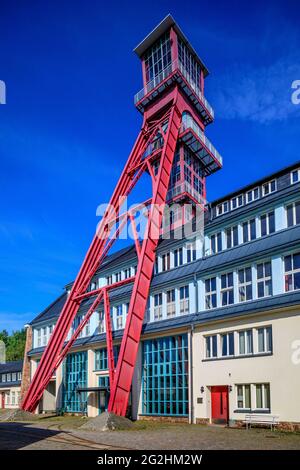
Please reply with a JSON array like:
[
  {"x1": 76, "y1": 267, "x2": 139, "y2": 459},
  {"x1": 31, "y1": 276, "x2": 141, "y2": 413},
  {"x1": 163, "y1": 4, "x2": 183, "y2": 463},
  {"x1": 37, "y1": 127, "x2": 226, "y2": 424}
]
[{"x1": 103, "y1": 289, "x2": 115, "y2": 385}]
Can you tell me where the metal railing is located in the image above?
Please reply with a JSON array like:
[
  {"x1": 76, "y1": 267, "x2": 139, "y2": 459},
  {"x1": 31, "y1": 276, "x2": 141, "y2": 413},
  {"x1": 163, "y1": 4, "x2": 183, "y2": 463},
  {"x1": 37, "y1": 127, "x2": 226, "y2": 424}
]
[
  {"x1": 181, "y1": 113, "x2": 223, "y2": 166},
  {"x1": 134, "y1": 59, "x2": 214, "y2": 119}
]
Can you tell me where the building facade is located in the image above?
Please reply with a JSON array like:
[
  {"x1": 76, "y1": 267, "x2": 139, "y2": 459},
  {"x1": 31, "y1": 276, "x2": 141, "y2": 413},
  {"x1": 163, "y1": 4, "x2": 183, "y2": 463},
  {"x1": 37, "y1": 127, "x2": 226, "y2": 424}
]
[
  {"x1": 25, "y1": 160, "x2": 300, "y2": 427},
  {"x1": 0, "y1": 361, "x2": 23, "y2": 409}
]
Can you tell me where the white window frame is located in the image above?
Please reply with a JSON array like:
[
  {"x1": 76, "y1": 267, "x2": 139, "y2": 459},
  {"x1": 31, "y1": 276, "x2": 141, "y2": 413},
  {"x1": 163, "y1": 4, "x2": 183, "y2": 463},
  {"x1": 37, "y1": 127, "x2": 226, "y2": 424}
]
[
  {"x1": 260, "y1": 211, "x2": 275, "y2": 236},
  {"x1": 242, "y1": 218, "x2": 256, "y2": 243},
  {"x1": 257, "y1": 261, "x2": 272, "y2": 298},
  {"x1": 291, "y1": 168, "x2": 300, "y2": 184},
  {"x1": 205, "y1": 335, "x2": 218, "y2": 359},
  {"x1": 231, "y1": 194, "x2": 243, "y2": 210},
  {"x1": 173, "y1": 247, "x2": 183, "y2": 267},
  {"x1": 225, "y1": 225, "x2": 239, "y2": 249},
  {"x1": 254, "y1": 383, "x2": 270, "y2": 410},
  {"x1": 238, "y1": 266, "x2": 253, "y2": 302},
  {"x1": 161, "y1": 252, "x2": 170, "y2": 272},
  {"x1": 154, "y1": 293, "x2": 163, "y2": 320},
  {"x1": 286, "y1": 200, "x2": 300, "y2": 227},
  {"x1": 166, "y1": 289, "x2": 176, "y2": 317},
  {"x1": 116, "y1": 304, "x2": 123, "y2": 329},
  {"x1": 186, "y1": 241, "x2": 197, "y2": 263},
  {"x1": 205, "y1": 277, "x2": 217, "y2": 310},
  {"x1": 179, "y1": 285, "x2": 189, "y2": 315},
  {"x1": 284, "y1": 252, "x2": 300, "y2": 292},
  {"x1": 257, "y1": 326, "x2": 272, "y2": 353},
  {"x1": 37, "y1": 328, "x2": 41, "y2": 347},
  {"x1": 220, "y1": 272, "x2": 234, "y2": 306},
  {"x1": 210, "y1": 232, "x2": 222, "y2": 254},
  {"x1": 262, "y1": 179, "x2": 277, "y2": 196},
  {"x1": 216, "y1": 201, "x2": 229, "y2": 216},
  {"x1": 246, "y1": 187, "x2": 259, "y2": 204},
  {"x1": 238, "y1": 330, "x2": 253, "y2": 355},
  {"x1": 221, "y1": 332, "x2": 235, "y2": 357},
  {"x1": 236, "y1": 384, "x2": 251, "y2": 410},
  {"x1": 98, "y1": 310, "x2": 105, "y2": 333}
]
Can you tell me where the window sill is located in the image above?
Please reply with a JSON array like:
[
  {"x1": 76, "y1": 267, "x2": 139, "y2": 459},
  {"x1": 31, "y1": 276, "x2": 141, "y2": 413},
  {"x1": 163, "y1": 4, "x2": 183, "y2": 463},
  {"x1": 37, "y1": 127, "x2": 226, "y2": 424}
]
[{"x1": 202, "y1": 352, "x2": 272, "y2": 362}]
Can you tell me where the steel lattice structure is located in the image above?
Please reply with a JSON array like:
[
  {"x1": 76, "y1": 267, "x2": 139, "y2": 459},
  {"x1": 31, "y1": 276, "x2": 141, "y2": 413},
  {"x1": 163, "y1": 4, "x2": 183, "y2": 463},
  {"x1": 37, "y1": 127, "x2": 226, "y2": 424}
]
[{"x1": 22, "y1": 15, "x2": 222, "y2": 417}]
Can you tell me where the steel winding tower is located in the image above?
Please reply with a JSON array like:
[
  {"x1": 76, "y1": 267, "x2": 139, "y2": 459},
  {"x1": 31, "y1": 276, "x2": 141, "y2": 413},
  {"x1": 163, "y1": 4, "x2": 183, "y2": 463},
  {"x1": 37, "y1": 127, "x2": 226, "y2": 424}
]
[{"x1": 22, "y1": 15, "x2": 222, "y2": 416}]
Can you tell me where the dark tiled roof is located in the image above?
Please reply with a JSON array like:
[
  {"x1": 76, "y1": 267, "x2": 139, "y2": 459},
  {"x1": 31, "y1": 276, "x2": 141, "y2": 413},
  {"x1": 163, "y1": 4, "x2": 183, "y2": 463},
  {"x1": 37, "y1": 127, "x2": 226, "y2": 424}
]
[
  {"x1": 0, "y1": 360, "x2": 23, "y2": 374},
  {"x1": 209, "y1": 160, "x2": 300, "y2": 206}
]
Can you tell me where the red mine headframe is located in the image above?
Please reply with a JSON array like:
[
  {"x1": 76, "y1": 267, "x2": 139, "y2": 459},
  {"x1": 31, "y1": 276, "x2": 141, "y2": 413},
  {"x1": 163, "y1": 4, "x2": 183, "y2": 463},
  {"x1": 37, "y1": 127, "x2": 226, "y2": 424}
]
[{"x1": 22, "y1": 14, "x2": 222, "y2": 416}]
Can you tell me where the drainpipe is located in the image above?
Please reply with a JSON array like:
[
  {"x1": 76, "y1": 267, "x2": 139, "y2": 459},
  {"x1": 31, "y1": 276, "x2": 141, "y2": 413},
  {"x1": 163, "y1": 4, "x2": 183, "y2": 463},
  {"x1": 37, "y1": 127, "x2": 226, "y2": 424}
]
[{"x1": 189, "y1": 323, "x2": 195, "y2": 424}]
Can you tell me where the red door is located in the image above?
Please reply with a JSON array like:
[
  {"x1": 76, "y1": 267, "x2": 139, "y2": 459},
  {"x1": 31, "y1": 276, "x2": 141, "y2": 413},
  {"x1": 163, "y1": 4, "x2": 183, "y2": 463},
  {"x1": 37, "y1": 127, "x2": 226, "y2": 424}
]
[{"x1": 211, "y1": 386, "x2": 229, "y2": 424}]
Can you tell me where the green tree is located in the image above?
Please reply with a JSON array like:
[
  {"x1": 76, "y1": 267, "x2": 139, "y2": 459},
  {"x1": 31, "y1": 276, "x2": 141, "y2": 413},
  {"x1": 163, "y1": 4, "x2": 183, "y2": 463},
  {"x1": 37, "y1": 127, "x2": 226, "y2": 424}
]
[{"x1": 0, "y1": 329, "x2": 26, "y2": 361}]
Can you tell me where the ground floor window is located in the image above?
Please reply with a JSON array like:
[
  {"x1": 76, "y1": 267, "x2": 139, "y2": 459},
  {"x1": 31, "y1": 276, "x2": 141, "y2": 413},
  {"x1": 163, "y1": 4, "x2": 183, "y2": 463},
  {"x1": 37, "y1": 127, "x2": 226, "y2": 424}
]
[
  {"x1": 63, "y1": 351, "x2": 87, "y2": 413},
  {"x1": 235, "y1": 383, "x2": 270, "y2": 412},
  {"x1": 142, "y1": 334, "x2": 188, "y2": 416}
]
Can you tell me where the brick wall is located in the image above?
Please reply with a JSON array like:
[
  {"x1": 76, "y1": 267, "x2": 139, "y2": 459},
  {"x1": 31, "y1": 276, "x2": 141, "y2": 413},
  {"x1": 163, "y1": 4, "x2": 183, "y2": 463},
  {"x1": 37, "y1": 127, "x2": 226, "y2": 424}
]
[{"x1": 20, "y1": 325, "x2": 33, "y2": 406}]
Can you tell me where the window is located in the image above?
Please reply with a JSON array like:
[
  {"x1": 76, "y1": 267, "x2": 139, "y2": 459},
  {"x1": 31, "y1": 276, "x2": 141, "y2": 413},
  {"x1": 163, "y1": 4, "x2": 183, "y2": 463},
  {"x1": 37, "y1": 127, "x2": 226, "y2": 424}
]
[
  {"x1": 124, "y1": 268, "x2": 131, "y2": 279},
  {"x1": 173, "y1": 247, "x2": 183, "y2": 267},
  {"x1": 246, "y1": 187, "x2": 259, "y2": 203},
  {"x1": 17, "y1": 372, "x2": 22, "y2": 381},
  {"x1": 95, "y1": 346, "x2": 120, "y2": 371},
  {"x1": 154, "y1": 257, "x2": 159, "y2": 274},
  {"x1": 286, "y1": 201, "x2": 300, "y2": 227},
  {"x1": 236, "y1": 384, "x2": 251, "y2": 409},
  {"x1": 284, "y1": 252, "x2": 300, "y2": 292},
  {"x1": 178, "y1": 37, "x2": 201, "y2": 92},
  {"x1": 220, "y1": 272, "x2": 234, "y2": 306},
  {"x1": 42, "y1": 327, "x2": 47, "y2": 346},
  {"x1": 262, "y1": 180, "x2": 276, "y2": 196},
  {"x1": 210, "y1": 232, "x2": 222, "y2": 254},
  {"x1": 186, "y1": 241, "x2": 196, "y2": 263},
  {"x1": 106, "y1": 275, "x2": 112, "y2": 285},
  {"x1": 6, "y1": 373, "x2": 11, "y2": 382},
  {"x1": 12, "y1": 372, "x2": 16, "y2": 382},
  {"x1": 242, "y1": 218, "x2": 256, "y2": 243},
  {"x1": 37, "y1": 329, "x2": 41, "y2": 347},
  {"x1": 291, "y1": 169, "x2": 300, "y2": 184},
  {"x1": 142, "y1": 334, "x2": 188, "y2": 416},
  {"x1": 154, "y1": 293, "x2": 163, "y2": 320},
  {"x1": 205, "y1": 335, "x2": 218, "y2": 358},
  {"x1": 260, "y1": 211, "x2": 275, "y2": 236},
  {"x1": 225, "y1": 225, "x2": 238, "y2": 249},
  {"x1": 255, "y1": 384, "x2": 270, "y2": 410},
  {"x1": 179, "y1": 285, "x2": 189, "y2": 314},
  {"x1": 221, "y1": 332, "x2": 234, "y2": 356},
  {"x1": 205, "y1": 277, "x2": 217, "y2": 309},
  {"x1": 239, "y1": 330, "x2": 253, "y2": 355},
  {"x1": 1, "y1": 374, "x2": 6, "y2": 383},
  {"x1": 166, "y1": 289, "x2": 176, "y2": 317},
  {"x1": 231, "y1": 194, "x2": 243, "y2": 210},
  {"x1": 257, "y1": 261, "x2": 272, "y2": 297},
  {"x1": 257, "y1": 327, "x2": 272, "y2": 353},
  {"x1": 116, "y1": 305, "x2": 123, "y2": 329},
  {"x1": 238, "y1": 267, "x2": 252, "y2": 302},
  {"x1": 63, "y1": 351, "x2": 87, "y2": 413},
  {"x1": 144, "y1": 31, "x2": 171, "y2": 84},
  {"x1": 162, "y1": 253, "x2": 170, "y2": 272},
  {"x1": 216, "y1": 201, "x2": 229, "y2": 216},
  {"x1": 115, "y1": 271, "x2": 122, "y2": 283}
]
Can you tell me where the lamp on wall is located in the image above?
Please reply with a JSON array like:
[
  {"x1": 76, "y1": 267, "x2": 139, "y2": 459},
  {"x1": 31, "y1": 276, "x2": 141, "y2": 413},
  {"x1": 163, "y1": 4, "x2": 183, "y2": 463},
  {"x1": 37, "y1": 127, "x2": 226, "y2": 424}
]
[
  {"x1": 200, "y1": 386, "x2": 204, "y2": 393},
  {"x1": 229, "y1": 386, "x2": 232, "y2": 392}
]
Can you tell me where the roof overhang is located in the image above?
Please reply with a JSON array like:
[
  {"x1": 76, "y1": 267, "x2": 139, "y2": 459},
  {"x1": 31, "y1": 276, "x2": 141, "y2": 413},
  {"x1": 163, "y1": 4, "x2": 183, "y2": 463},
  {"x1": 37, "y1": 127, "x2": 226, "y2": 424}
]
[{"x1": 133, "y1": 14, "x2": 209, "y2": 77}]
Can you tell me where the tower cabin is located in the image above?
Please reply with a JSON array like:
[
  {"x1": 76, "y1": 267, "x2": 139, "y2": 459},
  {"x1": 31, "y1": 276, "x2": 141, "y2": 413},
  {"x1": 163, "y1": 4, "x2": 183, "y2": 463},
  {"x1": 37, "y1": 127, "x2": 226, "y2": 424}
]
[{"x1": 134, "y1": 14, "x2": 223, "y2": 229}]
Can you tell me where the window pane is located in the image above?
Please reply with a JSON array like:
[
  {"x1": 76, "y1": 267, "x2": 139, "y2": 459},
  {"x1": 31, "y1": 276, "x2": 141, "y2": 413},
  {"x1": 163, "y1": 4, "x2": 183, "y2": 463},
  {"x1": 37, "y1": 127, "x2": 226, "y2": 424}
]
[
  {"x1": 212, "y1": 335, "x2": 217, "y2": 357},
  {"x1": 264, "y1": 384, "x2": 270, "y2": 409},
  {"x1": 287, "y1": 205, "x2": 294, "y2": 227},
  {"x1": 245, "y1": 385, "x2": 251, "y2": 408},
  {"x1": 247, "y1": 330, "x2": 253, "y2": 354},
  {"x1": 239, "y1": 332, "x2": 245, "y2": 354},
  {"x1": 269, "y1": 212, "x2": 275, "y2": 233},
  {"x1": 258, "y1": 329, "x2": 264, "y2": 352},
  {"x1": 229, "y1": 333, "x2": 234, "y2": 355},
  {"x1": 266, "y1": 327, "x2": 272, "y2": 352}
]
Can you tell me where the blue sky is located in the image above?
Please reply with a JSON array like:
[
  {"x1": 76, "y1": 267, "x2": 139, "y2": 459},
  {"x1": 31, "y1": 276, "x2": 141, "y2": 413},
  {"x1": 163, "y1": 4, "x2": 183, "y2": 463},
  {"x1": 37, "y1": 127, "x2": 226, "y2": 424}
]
[{"x1": 0, "y1": 0, "x2": 299, "y2": 332}]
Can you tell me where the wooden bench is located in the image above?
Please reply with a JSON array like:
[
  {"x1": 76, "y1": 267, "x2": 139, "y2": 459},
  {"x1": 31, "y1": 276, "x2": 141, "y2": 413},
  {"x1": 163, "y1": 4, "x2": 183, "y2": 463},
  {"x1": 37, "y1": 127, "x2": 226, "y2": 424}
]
[{"x1": 244, "y1": 414, "x2": 279, "y2": 431}]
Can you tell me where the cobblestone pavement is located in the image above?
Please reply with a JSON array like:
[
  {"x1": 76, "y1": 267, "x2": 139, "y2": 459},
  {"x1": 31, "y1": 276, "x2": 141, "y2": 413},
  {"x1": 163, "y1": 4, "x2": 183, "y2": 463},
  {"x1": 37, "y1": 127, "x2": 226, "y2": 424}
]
[{"x1": 1, "y1": 419, "x2": 300, "y2": 450}]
